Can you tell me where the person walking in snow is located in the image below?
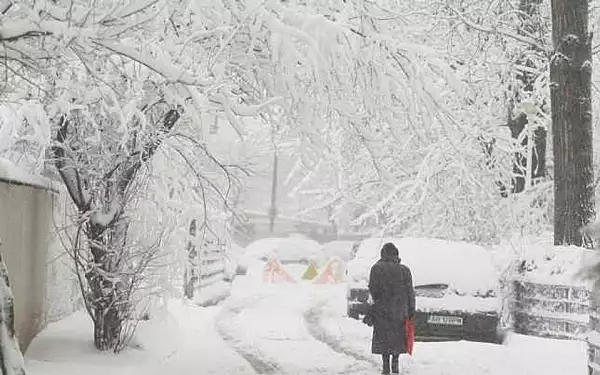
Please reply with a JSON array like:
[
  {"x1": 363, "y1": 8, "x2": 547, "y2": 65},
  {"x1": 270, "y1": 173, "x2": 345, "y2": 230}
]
[{"x1": 368, "y1": 242, "x2": 416, "y2": 374}]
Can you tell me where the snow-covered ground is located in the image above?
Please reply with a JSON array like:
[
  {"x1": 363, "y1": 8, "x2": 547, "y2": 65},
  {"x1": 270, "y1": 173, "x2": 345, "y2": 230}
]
[
  {"x1": 25, "y1": 250, "x2": 588, "y2": 375},
  {"x1": 25, "y1": 300, "x2": 254, "y2": 375},
  {"x1": 314, "y1": 284, "x2": 588, "y2": 375}
]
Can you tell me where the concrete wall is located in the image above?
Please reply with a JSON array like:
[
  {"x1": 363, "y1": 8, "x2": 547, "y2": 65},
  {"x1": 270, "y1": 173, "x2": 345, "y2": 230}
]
[
  {"x1": 0, "y1": 177, "x2": 54, "y2": 349},
  {"x1": 0, "y1": 176, "x2": 81, "y2": 350}
]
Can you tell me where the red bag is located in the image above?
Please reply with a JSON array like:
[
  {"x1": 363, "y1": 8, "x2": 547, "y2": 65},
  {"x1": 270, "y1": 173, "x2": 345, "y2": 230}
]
[{"x1": 405, "y1": 319, "x2": 415, "y2": 355}]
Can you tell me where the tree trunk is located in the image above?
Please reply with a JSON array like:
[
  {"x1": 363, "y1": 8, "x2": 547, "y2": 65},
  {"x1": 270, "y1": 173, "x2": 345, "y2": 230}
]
[
  {"x1": 86, "y1": 221, "x2": 132, "y2": 352},
  {"x1": 550, "y1": 0, "x2": 594, "y2": 247},
  {"x1": 184, "y1": 219, "x2": 198, "y2": 299},
  {"x1": 0, "y1": 251, "x2": 25, "y2": 375},
  {"x1": 92, "y1": 301, "x2": 123, "y2": 351}
]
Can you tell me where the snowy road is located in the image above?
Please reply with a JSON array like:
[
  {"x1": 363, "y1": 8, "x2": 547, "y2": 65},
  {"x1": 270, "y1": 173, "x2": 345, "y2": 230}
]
[
  {"x1": 146, "y1": 303, "x2": 255, "y2": 375},
  {"x1": 25, "y1": 261, "x2": 589, "y2": 375},
  {"x1": 217, "y1": 283, "x2": 376, "y2": 374},
  {"x1": 214, "y1": 262, "x2": 588, "y2": 375}
]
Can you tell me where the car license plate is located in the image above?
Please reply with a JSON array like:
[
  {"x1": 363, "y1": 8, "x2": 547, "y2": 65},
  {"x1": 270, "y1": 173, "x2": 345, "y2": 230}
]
[{"x1": 427, "y1": 315, "x2": 463, "y2": 326}]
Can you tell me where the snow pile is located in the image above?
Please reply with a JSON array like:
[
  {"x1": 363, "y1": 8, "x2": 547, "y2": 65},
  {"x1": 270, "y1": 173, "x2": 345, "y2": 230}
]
[
  {"x1": 515, "y1": 241, "x2": 595, "y2": 288},
  {"x1": 0, "y1": 157, "x2": 52, "y2": 188},
  {"x1": 240, "y1": 236, "x2": 327, "y2": 266},
  {"x1": 193, "y1": 281, "x2": 232, "y2": 307},
  {"x1": 25, "y1": 300, "x2": 253, "y2": 375},
  {"x1": 491, "y1": 231, "x2": 553, "y2": 273},
  {"x1": 347, "y1": 237, "x2": 499, "y2": 294},
  {"x1": 25, "y1": 308, "x2": 182, "y2": 375}
]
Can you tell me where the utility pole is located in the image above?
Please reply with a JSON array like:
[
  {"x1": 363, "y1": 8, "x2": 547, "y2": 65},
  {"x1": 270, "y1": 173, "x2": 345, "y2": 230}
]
[
  {"x1": 269, "y1": 152, "x2": 278, "y2": 233},
  {"x1": 268, "y1": 114, "x2": 278, "y2": 233}
]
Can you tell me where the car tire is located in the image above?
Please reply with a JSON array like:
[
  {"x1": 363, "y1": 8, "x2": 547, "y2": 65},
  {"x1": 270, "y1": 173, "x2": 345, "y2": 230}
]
[{"x1": 495, "y1": 329, "x2": 508, "y2": 344}]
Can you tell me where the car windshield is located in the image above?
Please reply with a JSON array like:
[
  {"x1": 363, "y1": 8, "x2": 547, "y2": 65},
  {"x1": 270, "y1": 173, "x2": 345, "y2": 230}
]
[{"x1": 414, "y1": 283, "x2": 448, "y2": 298}]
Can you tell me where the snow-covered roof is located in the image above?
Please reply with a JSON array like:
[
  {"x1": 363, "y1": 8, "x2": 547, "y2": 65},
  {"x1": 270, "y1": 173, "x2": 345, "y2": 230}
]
[
  {"x1": 0, "y1": 157, "x2": 53, "y2": 190},
  {"x1": 347, "y1": 237, "x2": 498, "y2": 294}
]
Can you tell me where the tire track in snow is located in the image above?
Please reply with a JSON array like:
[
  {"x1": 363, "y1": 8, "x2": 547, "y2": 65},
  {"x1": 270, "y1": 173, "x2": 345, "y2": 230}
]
[
  {"x1": 215, "y1": 295, "x2": 279, "y2": 374},
  {"x1": 304, "y1": 299, "x2": 379, "y2": 368},
  {"x1": 217, "y1": 286, "x2": 375, "y2": 375}
]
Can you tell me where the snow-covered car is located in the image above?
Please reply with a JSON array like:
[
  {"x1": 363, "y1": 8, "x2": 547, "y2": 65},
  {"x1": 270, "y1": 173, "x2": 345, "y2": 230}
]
[
  {"x1": 346, "y1": 237, "x2": 503, "y2": 344},
  {"x1": 240, "y1": 236, "x2": 328, "y2": 268}
]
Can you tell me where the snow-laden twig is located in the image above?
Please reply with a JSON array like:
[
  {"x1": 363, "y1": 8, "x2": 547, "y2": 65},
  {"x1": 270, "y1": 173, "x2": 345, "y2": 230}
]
[
  {"x1": 94, "y1": 40, "x2": 212, "y2": 86},
  {"x1": 448, "y1": 7, "x2": 549, "y2": 53}
]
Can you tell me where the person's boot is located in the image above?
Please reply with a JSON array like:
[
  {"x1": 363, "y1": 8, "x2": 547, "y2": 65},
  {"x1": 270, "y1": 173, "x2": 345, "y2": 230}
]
[
  {"x1": 391, "y1": 355, "x2": 399, "y2": 374},
  {"x1": 382, "y1": 354, "x2": 391, "y2": 374}
]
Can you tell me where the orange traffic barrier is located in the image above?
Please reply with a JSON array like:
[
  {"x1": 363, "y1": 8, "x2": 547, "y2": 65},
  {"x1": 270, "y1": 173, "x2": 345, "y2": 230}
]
[
  {"x1": 313, "y1": 257, "x2": 345, "y2": 284},
  {"x1": 263, "y1": 254, "x2": 296, "y2": 283}
]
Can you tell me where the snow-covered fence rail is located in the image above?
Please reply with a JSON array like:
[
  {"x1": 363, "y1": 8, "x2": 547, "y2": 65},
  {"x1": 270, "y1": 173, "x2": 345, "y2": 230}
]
[
  {"x1": 508, "y1": 247, "x2": 594, "y2": 341},
  {"x1": 184, "y1": 234, "x2": 233, "y2": 307},
  {"x1": 196, "y1": 239, "x2": 228, "y2": 287},
  {"x1": 511, "y1": 280, "x2": 590, "y2": 340},
  {"x1": 588, "y1": 303, "x2": 600, "y2": 374}
]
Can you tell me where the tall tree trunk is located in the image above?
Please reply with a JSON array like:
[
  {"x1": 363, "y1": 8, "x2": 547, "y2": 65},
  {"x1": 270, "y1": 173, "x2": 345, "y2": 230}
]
[
  {"x1": 0, "y1": 251, "x2": 26, "y2": 375},
  {"x1": 550, "y1": 0, "x2": 594, "y2": 247}
]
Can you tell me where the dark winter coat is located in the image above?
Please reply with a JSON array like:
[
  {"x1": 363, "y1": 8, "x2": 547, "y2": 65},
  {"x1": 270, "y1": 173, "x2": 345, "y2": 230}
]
[{"x1": 368, "y1": 245, "x2": 416, "y2": 355}]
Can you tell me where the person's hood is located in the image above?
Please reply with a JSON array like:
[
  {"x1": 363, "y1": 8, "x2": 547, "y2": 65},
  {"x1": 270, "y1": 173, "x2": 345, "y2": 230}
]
[{"x1": 380, "y1": 242, "x2": 401, "y2": 263}]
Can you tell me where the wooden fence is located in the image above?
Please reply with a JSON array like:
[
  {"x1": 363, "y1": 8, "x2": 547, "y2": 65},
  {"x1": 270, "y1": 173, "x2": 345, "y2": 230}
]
[{"x1": 183, "y1": 222, "x2": 232, "y2": 306}]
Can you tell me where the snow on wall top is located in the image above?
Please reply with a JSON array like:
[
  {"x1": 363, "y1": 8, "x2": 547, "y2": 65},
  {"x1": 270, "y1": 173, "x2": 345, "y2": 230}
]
[
  {"x1": 0, "y1": 157, "x2": 53, "y2": 189},
  {"x1": 347, "y1": 237, "x2": 498, "y2": 294},
  {"x1": 517, "y1": 241, "x2": 595, "y2": 288}
]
